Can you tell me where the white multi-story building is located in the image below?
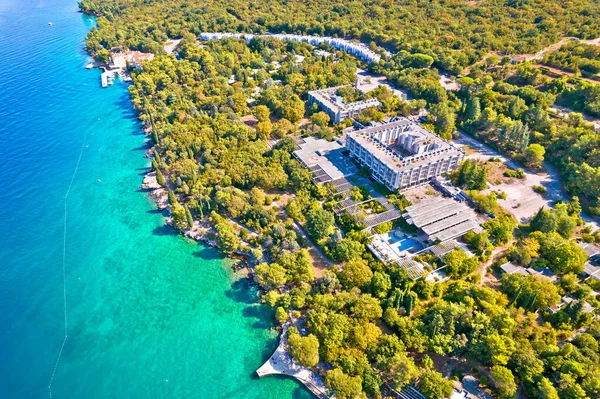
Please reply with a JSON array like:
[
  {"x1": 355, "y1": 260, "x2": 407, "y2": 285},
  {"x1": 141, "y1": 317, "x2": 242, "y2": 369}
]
[
  {"x1": 346, "y1": 119, "x2": 464, "y2": 191},
  {"x1": 199, "y1": 33, "x2": 385, "y2": 63},
  {"x1": 308, "y1": 86, "x2": 381, "y2": 123}
]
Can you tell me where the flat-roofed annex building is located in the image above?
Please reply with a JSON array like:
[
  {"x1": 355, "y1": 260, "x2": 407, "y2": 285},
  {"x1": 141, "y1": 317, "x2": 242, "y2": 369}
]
[
  {"x1": 308, "y1": 86, "x2": 381, "y2": 123},
  {"x1": 403, "y1": 196, "x2": 481, "y2": 243},
  {"x1": 346, "y1": 118, "x2": 464, "y2": 191}
]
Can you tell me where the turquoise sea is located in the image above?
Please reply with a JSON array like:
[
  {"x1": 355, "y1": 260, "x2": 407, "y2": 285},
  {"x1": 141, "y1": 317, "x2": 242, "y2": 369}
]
[{"x1": 0, "y1": 1, "x2": 310, "y2": 398}]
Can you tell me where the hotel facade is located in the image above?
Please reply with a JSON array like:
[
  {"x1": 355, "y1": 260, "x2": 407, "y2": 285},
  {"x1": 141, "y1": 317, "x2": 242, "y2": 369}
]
[{"x1": 346, "y1": 119, "x2": 464, "y2": 191}]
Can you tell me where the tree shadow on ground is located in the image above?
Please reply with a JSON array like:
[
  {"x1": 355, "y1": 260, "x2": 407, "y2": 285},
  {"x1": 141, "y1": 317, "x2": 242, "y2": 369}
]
[
  {"x1": 152, "y1": 224, "x2": 175, "y2": 236},
  {"x1": 192, "y1": 246, "x2": 222, "y2": 261},
  {"x1": 225, "y1": 279, "x2": 259, "y2": 304},
  {"x1": 114, "y1": 91, "x2": 140, "y2": 124},
  {"x1": 146, "y1": 208, "x2": 163, "y2": 215},
  {"x1": 243, "y1": 304, "x2": 274, "y2": 330}
]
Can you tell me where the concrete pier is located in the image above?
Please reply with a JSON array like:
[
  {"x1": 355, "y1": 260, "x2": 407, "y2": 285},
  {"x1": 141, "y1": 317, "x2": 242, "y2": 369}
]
[{"x1": 256, "y1": 324, "x2": 331, "y2": 399}]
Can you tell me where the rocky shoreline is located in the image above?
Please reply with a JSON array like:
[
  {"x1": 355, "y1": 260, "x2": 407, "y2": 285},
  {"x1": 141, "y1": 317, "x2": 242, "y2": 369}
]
[{"x1": 140, "y1": 142, "x2": 258, "y2": 282}]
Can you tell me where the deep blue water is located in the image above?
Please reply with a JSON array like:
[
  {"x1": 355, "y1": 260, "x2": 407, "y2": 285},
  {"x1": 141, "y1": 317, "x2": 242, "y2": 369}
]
[{"x1": 0, "y1": 1, "x2": 309, "y2": 398}]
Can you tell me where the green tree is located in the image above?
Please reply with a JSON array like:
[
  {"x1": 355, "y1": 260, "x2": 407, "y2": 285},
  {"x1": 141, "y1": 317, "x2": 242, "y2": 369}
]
[
  {"x1": 509, "y1": 347, "x2": 545, "y2": 383},
  {"x1": 418, "y1": 370, "x2": 454, "y2": 399},
  {"x1": 275, "y1": 306, "x2": 288, "y2": 323},
  {"x1": 351, "y1": 294, "x2": 383, "y2": 322},
  {"x1": 404, "y1": 53, "x2": 435, "y2": 68},
  {"x1": 310, "y1": 111, "x2": 330, "y2": 128},
  {"x1": 254, "y1": 104, "x2": 270, "y2": 122},
  {"x1": 533, "y1": 231, "x2": 587, "y2": 274},
  {"x1": 326, "y1": 368, "x2": 365, "y2": 399},
  {"x1": 184, "y1": 205, "x2": 194, "y2": 228},
  {"x1": 273, "y1": 118, "x2": 295, "y2": 138},
  {"x1": 256, "y1": 120, "x2": 273, "y2": 140},
  {"x1": 288, "y1": 249, "x2": 315, "y2": 284},
  {"x1": 430, "y1": 103, "x2": 456, "y2": 138},
  {"x1": 155, "y1": 168, "x2": 165, "y2": 186},
  {"x1": 485, "y1": 333, "x2": 515, "y2": 365},
  {"x1": 490, "y1": 365, "x2": 517, "y2": 399},
  {"x1": 306, "y1": 208, "x2": 335, "y2": 241},
  {"x1": 168, "y1": 189, "x2": 178, "y2": 208},
  {"x1": 465, "y1": 96, "x2": 481, "y2": 123},
  {"x1": 443, "y1": 248, "x2": 478, "y2": 277},
  {"x1": 215, "y1": 222, "x2": 240, "y2": 254},
  {"x1": 288, "y1": 332, "x2": 320, "y2": 367},
  {"x1": 334, "y1": 238, "x2": 364, "y2": 262},
  {"x1": 338, "y1": 258, "x2": 373, "y2": 290},
  {"x1": 524, "y1": 144, "x2": 545, "y2": 168},
  {"x1": 371, "y1": 271, "x2": 392, "y2": 298},
  {"x1": 171, "y1": 204, "x2": 189, "y2": 230},
  {"x1": 255, "y1": 262, "x2": 287, "y2": 291},
  {"x1": 281, "y1": 95, "x2": 305, "y2": 123},
  {"x1": 536, "y1": 377, "x2": 560, "y2": 399},
  {"x1": 501, "y1": 274, "x2": 560, "y2": 311}
]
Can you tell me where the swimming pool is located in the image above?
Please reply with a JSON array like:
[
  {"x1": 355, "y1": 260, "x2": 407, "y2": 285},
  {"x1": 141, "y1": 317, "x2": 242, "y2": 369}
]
[{"x1": 383, "y1": 231, "x2": 423, "y2": 254}]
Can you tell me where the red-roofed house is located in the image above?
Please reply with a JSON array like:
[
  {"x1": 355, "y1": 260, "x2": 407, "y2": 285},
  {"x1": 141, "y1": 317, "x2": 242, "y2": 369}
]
[{"x1": 110, "y1": 51, "x2": 154, "y2": 69}]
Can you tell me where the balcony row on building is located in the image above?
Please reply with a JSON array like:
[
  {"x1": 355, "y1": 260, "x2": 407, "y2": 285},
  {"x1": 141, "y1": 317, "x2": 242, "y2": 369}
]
[
  {"x1": 346, "y1": 119, "x2": 465, "y2": 191},
  {"x1": 307, "y1": 86, "x2": 381, "y2": 123}
]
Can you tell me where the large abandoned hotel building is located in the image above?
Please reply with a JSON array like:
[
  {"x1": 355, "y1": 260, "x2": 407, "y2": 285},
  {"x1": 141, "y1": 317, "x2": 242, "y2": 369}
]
[
  {"x1": 346, "y1": 119, "x2": 464, "y2": 191},
  {"x1": 308, "y1": 87, "x2": 381, "y2": 123}
]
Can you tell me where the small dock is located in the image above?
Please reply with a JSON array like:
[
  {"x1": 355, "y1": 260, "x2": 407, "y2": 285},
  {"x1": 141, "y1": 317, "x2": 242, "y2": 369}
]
[
  {"x1": 100, "y1": 71, "x2": 116, "y2": 88},
  {"x1": 256, "y1": 324, "x2": 331, "y2": 399},
  {"x1": 101, "y1": 72, "x2": 108, "y2": 87}
]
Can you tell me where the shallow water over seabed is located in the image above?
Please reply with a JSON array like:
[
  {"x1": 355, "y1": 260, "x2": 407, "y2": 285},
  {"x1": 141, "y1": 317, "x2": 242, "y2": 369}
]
[{"x1": 0, "y1": 1, "x2": 309, "y2": 397}]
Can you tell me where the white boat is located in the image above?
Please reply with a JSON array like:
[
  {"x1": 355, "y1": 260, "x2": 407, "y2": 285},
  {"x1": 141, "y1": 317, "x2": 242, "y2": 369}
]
[
  {"x1": 48, "y1": 22, "x2": 52, "y2": 26},
  {"x1": 85, "y1": 63, "x2": 94, "y2": 69}
]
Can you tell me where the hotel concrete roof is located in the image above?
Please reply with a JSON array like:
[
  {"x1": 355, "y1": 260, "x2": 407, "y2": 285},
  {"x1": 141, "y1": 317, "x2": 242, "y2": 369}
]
[
  {"x1": 405, "y1": 200, "x2": 471, "y2": 228},
  {"x1": 429, "y1": 220, "x2": 480, "y2": 242},
  {"x1": 347, "y1": 119, "x2": 464, "y2": 171},
  {"x1": 293, "y1": 137, "x2": 346, "y2": 183},
  {"x1": 584, "y1": 262, "x2": 600, "y2": 279}
]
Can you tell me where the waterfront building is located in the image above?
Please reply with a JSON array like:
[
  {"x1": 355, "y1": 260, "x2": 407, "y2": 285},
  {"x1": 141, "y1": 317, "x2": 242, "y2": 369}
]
[
  {"x1": 308, "y1": 86, "x2": 381, "y2": 123},
  {"x1": 109, "y1": 51, "x2": 155, "y2": 69},
  {"x1": 346, "y1": 118, "x2": 464, "y2": 191}
]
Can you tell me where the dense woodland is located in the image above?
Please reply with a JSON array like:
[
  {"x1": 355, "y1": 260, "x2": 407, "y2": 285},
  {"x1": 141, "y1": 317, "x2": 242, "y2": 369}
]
[{"x1": 80, "y1": 1, "x2": 600, "y2": 398}]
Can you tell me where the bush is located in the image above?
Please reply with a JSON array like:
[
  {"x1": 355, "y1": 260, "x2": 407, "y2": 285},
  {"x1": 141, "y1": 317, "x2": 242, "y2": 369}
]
[
  {"x1": 533, "y1": 185, "x2": 547, "y2": 194},
  {"x1": 504, "y1": 168, "x2": 525, "y2": 178}
]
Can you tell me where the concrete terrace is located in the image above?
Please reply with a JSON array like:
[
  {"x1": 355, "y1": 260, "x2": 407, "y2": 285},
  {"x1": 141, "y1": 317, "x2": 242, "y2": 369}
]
[{"x1": 256, "y1": 324, "x2": 330, "y2": 399}]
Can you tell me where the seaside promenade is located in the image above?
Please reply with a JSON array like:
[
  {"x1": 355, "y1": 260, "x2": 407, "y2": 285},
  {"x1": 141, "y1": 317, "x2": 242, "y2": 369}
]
[{"x1": 256, "y1": 324, "x2": 331, "y2": 399}]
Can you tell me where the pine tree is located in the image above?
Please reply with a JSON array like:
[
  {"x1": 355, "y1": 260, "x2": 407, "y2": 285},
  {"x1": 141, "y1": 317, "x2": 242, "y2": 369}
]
[
  {"x1": 465, "y1": 96, "x2": 481, "y2": 122},
  {"x1": 185, "y1": 205, "x2": 194, "y2": 228},
  {"x1": 155, "y1": 168, "x2": 165, "y2": 187},
  {"x1": 151, "y1": 129, "x2": 159, "y2": 145},
  {"x1": 167, "y1": 190, "x2": 178, "y2": 208},
  {"x1": 404, "y1": 293, "x2": 414, "y2": 313},
  {"x1": 153, "y1": 150, "x2": 161, "y2": 165}
]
